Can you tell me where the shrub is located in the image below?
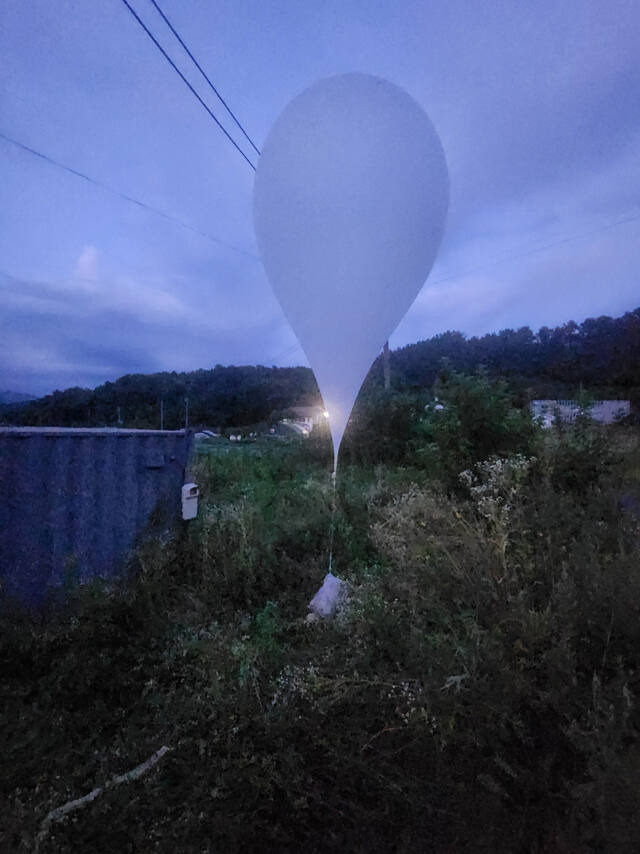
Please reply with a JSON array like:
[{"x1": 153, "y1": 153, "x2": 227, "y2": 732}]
[
  {"x1": 546, "y1": 413, "x2": 616, "y2": 494},
  {"x1": 413, "y1": 369, "x2": 538, "y2": 488},
  {"x1": 2, "y1": 421, "x2": 639, "y2": 852}
]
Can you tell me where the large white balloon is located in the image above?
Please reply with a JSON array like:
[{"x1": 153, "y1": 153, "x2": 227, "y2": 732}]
[{"x1": 254, "y1": 73, "x2": 449, "y2": 471}]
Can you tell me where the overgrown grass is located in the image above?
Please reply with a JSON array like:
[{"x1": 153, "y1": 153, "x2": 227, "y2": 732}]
[{"x1": 2, "y1": 421, "x2": 640, "y2": 852}]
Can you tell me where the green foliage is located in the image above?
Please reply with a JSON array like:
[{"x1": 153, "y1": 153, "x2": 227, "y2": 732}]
[
  {"x1": 0, "y1": 365, "x2": 319, "y2": 429},
  {"x1": 547, "y1": 412, "x2": 616, "y2": 494},
  {"x1": 388, "y1": 308, "x2": 640, "y2": 400},
  {"x1": 413, "y1": 368, "x2": 538, "y2": 487},
  {"x1": 2, "y1": 404, "x2": 640, "y2": 852},
  {"x1": 342, "y1": 389, "x2": 427, "y2": 466},
  {"x1": 362, "y1": 460, "x2": 640, "y2": 850}
]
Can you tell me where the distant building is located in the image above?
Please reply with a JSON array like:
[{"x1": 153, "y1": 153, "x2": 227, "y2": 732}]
[
  {"x1": 276, "y1": 421, "x2": 311, "y2": 438},
  {"x1": 530, "y1": 399, "x2": 631, "y2": 427},
  {"x1": 285, "y1": 405, "x2": 328, "y2": 428},
  {"x1": 194, "y1": 429, "x2": 220, "y2": 441}
]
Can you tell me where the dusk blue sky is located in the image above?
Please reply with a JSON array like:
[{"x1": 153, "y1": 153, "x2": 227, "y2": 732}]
[{"x1": 1, "y1": 0, "x2": 639, "y2": 396}]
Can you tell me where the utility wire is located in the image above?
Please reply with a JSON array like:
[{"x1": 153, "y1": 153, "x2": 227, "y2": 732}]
[
  {"x1": 261, "y1": 210, "x2": 640, "y2": 362},
  {"x1": 4, "y1": 127, "x2": 639, "y2": 280},
  {"x1": 264, "y1": 341, "x2": 302, "y2": 365},
  {"x1": 147, "y1": 0, "x2": 260, "y2": 157},
  {"x1": 117, "y1": 0, "x2": 256, "y2": 171},
  {"x1": 429, "y1": 211, "x2": 640, "y2": 287},
  {"x1": 0, "y1": 131, "x2": 259, "y2": 260},
  {"x1": 3, "y1": 131, "x2": 640, "y2": 328}
]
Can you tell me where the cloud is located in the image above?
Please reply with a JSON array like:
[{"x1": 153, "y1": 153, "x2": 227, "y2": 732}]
[
  {"x1": 2, "y1": 0, "x2": 639, "y2": 392},
  {"x1": 396, "y1": 217, "x2": 639, "y2": 345},
  {"x1": 0, "y1": 262, "x2": 289, "y2": 394},
  {"x1": 75, "y1": 245, "x2": 99, "y2": 280},
  {"x1": 390, "y1": 133, "x2": 640, "y2": 346}
]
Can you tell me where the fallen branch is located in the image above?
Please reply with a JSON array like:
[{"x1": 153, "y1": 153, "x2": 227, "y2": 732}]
[{"x1": 35, "y1": 745, "x2": 171, "y2": 851}]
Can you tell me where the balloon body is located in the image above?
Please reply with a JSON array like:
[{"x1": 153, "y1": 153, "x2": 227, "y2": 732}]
[{"x1": 254, "y1": 73, "x2": 449, "y2": 470}]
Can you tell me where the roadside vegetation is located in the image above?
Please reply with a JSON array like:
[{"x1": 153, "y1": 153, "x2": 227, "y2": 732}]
[{"x1": 2, "y1": 373, "x2": 640, "y2": 852}]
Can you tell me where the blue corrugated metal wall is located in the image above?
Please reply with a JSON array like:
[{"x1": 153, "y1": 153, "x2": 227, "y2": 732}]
[{"x1": 0, "y1": 428, "x2": 193, "y2": 604}]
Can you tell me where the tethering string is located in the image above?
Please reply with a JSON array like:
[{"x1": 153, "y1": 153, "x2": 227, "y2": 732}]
[{"x1": 327, "y1": 468, "x2": 337, "y2": 573}]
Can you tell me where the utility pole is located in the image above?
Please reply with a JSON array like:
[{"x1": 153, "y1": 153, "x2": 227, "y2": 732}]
[
  {"x1": 185, "y1": 396, "x2": 189, "y2": 429},
  {"x1": 160, "y1": 398, "x2": 164, "y2": 431},
  {"x1": 383, "y1": 340, "x2": 391, "y2": 390}
]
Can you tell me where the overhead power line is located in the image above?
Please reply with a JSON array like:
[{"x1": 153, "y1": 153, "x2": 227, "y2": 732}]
[
  {"x1": 3, "y1": 123, "x2": 639, "y2": 373},
  {"x1": 429, "y1": 211, "x2": 640, "y2": 287},
  {"x1": 147, "y1": 0, "x2": 260, "y2": 157},
  {"x1": 0, "y1": 131, "x2": 259, "y2": 260},
  {"x1": 117, "y1": 0, "x2": 256, "y2": 171},
  {"x1": 264, "y1": 341, "x2": 303, "y2": 365},
  {"x1": 262, "y1": 212, "x2": 640, "y2": 363},
  {"x1": 3, "y1": 126, "x2": 639, "y2": 276},
  {"x1": 3, "y1": 131, "x2": 640, "y2": 320}
]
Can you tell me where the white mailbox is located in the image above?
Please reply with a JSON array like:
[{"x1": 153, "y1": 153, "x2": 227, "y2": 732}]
[{"x1": 181, "y1": 482, "x2": 199, "y2": 520}]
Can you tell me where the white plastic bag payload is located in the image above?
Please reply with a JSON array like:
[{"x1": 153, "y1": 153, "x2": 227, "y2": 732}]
[{"x1": 308, "y1": 572, "x2": 348, "y2": 618}]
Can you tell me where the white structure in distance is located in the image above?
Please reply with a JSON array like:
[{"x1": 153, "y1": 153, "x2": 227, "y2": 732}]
[{"x1": 531, "y1": 399, "x2": 631, "y2": 427}]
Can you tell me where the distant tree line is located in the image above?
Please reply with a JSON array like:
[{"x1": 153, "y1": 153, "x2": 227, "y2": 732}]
[
  {"x1": 0, "y1": 365, "x2": 318, "y2": 430},
  {"x1": 373, "y1": 307, "x2": 640, "y2": 404},
  {"x1": 2, "y1": 307, "x2": 638, "y2": 429}
]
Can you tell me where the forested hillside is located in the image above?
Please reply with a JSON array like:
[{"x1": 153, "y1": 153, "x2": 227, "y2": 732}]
[
  {"x1": 2, "y1": 308, "x2": 638, "y2": 428},
  {"x1": 388, "y1": 307, "x2": 640, "y2": 400},
  {"x1": 0, "y1": 391, "x2": 36, "y2": 405},
  {"x1": 0, "y1": 365, "x2": 318, "y2": 430}
]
